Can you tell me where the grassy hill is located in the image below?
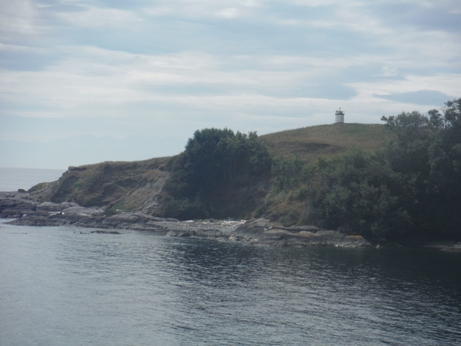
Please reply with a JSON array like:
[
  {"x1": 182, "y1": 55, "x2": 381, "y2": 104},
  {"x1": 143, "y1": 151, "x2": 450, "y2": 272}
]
[
  {"x1": 261, "y1": 123, "x2": 394, "y2": 165},
  {"x1": 249, "y1": 123, "x2": 396, "y2": 226},
  {"x1": 29, "y1": 123, "x2": 395, "y2": 223}
]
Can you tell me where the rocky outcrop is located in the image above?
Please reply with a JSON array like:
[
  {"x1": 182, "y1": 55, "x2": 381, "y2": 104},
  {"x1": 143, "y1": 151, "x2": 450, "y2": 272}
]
[
  {"x1": 424, "y1": 242, "x2": 461, "y2": 253},
  {"x1": 7, "y1": 205, "x2": 170, "y2": 232},
  {"x1": 0, "y1": 191, "x2": 37, "y2": 218},
  {"x1": 229, "y1": 218, "x2": 370, "y2": 248},
  {"x1": 25, "y1": 158, "x2": 171, "y2": 215},
  {"x1": 164, "y1": 218, "x2": 370, "y2": 248},
  {"x1": 90, "y1": 230, "x2": 121, "y2": 234},
  {"x1": 1, "y1": 191, "x2": 371, "y2": 248}
]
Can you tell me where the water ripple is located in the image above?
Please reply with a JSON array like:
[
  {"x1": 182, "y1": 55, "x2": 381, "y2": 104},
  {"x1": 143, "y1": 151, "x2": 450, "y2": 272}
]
[{"x1": 1, "y1": 224, "x2": 460, "y2": 345}]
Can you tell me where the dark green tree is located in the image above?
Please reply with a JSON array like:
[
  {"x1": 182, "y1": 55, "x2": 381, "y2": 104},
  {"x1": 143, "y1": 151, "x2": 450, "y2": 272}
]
[
  {"x1": 426, "y1": 99, "x2": 461, "y2": 235},
  {"x1": 163, "y1": 128, "x2": 271, "y2": 219},
  {"x1": 308, "y1": 149, "x2": 411, "y2": 240},
  {"x1": 308, "y1": 98, "x2": 461, "y2": 241},
  {"x1": 271, "y1": 158, "x2": 304, "y2": 191},
  {"x1": 381, "y1": 99, "x2": 461, "y2": 238}
]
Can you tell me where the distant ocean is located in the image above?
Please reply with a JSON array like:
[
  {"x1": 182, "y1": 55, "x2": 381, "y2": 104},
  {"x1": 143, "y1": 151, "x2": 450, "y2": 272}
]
[{"x1": 0, "y1": 167, "x2": 65, "y2": 192}]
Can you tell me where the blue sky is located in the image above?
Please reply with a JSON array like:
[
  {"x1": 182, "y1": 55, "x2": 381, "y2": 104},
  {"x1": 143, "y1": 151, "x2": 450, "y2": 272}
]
[{"x1": 1, "y1": 0, "x2": 460, "y2": 169}]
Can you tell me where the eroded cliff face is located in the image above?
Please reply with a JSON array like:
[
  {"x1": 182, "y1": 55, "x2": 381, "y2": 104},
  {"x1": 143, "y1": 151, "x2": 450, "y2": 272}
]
[
  {"x1": 25, "y1": 154, "x2": 272, "y2": 220},
  {"x1": 28, "y1": 157, "x2": 171, "y2": 215}
]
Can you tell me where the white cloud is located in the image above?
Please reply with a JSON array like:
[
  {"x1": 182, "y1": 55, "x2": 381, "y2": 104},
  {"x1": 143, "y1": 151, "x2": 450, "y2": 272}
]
[
  {"x1": 53, "y1": 5, "x2": 142, "y2": 28},
  {"x1": 140, "y1": 0, "x2": 263, "y2": 20},
  {"x1": 144, "y1": 6, "x2": 172, "y2": 16},
  {"x1": 349, "y1": 74, "x2": 461, "y2": 104},
  {"x1": 0, "y1": 0, "x2": 42, "y2": 37},
  {"x1": 2, "y1": 42, "x2": 458, "y2": 120},
  {"x1": 215, "y1": 8, "x2": 241, "y2": 19},
  {"x1": 291, "y1": 0, "x2": 358, "y2": 6},
  {"x1": 377, "y1": 66, "x2": 399, "y2": 77},
  {"x1": 1, "y1": 0, "x2": 460, "y2": 167}
]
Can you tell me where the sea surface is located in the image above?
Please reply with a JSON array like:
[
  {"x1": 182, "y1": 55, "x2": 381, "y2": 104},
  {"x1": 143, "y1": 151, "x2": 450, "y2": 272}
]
[
  {"x1": 1, "y1": 169, "x2": 461, "y2": 345},
  {"x1": 1, "y1": 221, "x2": 461, "y2": 346},
  {"x1": 0, "y1": 167, "x2": 65, "y2": 192}
]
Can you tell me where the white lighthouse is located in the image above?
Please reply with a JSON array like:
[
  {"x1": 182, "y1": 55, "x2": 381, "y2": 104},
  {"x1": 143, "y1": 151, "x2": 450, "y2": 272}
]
[{"x1": 335, "y1": 108, "x2": 345, "y2": 123}]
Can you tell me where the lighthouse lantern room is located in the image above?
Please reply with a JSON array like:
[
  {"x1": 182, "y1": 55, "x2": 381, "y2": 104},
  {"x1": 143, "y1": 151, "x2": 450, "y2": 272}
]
[{"x1": 335, "y1": 108, "x2": 345, "y2": 123}]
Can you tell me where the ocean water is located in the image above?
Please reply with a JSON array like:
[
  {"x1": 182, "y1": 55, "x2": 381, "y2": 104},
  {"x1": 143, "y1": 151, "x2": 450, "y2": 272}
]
[
  {"x1": 1, "y1": 221, "x2": 461, "y2": 346},
  {"x1": 0, "y1": 167, "x2": 65, "y2": 192},
  {"x1": 1, "y1": 169, "x2": 461, "y2": 345}
]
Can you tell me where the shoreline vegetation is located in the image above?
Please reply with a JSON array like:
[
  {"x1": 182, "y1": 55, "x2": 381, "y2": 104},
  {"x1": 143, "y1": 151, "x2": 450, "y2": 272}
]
[{"x1": 1, "y1": 99, "x2": 460, "y2": 249}]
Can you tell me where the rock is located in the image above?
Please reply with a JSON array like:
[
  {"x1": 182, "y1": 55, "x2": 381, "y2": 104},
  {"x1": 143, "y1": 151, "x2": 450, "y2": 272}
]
[
  {"x1": 424, "y1": 242, "x2": 461, "y2": 253},
  {"x1": 61, "y1": 206, "x2": 105, "y2": 216},
  {"x1": 0, "y1": 192, "x2": 371, "y2": 248},
  {"x1": 90, "y1": 230, "x2": 121, "y2": 234},
  {"x1": 166, "y1": 230, "x2": 194, "y2": 237},
  {"x1": 195, "y1": 229, "x2": 223, "y2": 237},
  {"x1": 0, "y1": 191, "x2": 37, "y2": 218},
  {"x1": 233, "y1": 219, "x2": 371, "y2": 248},
  {"x1": 37, "y1": 201, "x2": 78, "y2": 212},
  {"x1": 287, "y1": 225, "x2": 320, "y2": 232},
  {"x1": 68, "y1": 166, "x2": 87, "y2": 171}
]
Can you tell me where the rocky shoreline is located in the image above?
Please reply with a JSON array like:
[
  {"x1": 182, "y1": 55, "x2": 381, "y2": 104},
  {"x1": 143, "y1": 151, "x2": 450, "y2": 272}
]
[
  {"x1": 0, "y1": 190, "x2": 372, "y2": 248},
  {"x1": 4, "y1": 190, "x2": 461, "y2": 251}
]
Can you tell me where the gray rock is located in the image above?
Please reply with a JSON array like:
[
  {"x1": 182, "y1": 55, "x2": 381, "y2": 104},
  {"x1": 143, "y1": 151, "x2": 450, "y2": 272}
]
[
  {"x1": 37, "y1": 201, "x2": 78, "y2": 212},
  {"x1": 0, "y1": 191, "x2": 37, "y2": 218},
  {"x1": 166, "y1": 230, "x2": 194, "y2": 237},
  {"x1": 90, "y1": 230, "x2": 121, "y2": 234},
  {"x1": 0, "y1": 193, "x2": 371, "y2": 248},
  {"x1": 232, "y1": 219, "x2": 371, "y2": 248}
]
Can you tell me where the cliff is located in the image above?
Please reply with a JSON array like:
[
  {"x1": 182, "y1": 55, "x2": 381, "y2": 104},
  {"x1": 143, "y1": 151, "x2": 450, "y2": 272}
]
[
  {"x1": 20, "y1": 123, "x2": 393, "y2": 223},
  {"x1": 28, "y1": 157, "x2": 170, "y2": 216}
]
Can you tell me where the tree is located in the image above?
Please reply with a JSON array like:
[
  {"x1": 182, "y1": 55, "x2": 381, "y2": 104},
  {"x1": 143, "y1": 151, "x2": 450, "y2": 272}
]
[
  {"x1": 163, "y1": 128, "x2": 271, "y2": 219},
  {"x1": 308, "y1": 99, "x2": 461, "y2": 241},
  {"x1": 175, "y1": 128, "x2": 271, "y2": 196},
  {"x1": 271, "y1": 158, "x2": 304, "y2": 191},
  {"x1": 381, "y1": 99, "x2": 461, "y2": 238},
  {"x1": 426, "y1": 99, "x2": 461, "y2": 235},
  {"x1": 308, "y1": 149, "x2": 411, "y2": 240}
]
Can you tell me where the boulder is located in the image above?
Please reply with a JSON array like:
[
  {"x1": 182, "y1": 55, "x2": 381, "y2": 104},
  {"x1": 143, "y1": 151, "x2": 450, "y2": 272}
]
[{"x1": 0, "y1": 191, "x2": 37, "y2": 218}]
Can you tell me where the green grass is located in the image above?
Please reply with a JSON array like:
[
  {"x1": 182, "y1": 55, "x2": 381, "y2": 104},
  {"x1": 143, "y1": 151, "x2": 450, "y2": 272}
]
[
  {"x1": 254, "y1": 123, "x2": 396, "y2": 226},
  {"x1": 261, "y1": 123, "x2": 394, "y2": 165}
]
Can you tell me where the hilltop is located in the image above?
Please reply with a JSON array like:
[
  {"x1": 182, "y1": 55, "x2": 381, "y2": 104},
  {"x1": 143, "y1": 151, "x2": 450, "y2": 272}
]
[
  {"x1": 22, "y1": 123, "x2": 393, "y2": 226},
  {"x1": 261, "y1": 123, "x2": 394, "y2": 164}
]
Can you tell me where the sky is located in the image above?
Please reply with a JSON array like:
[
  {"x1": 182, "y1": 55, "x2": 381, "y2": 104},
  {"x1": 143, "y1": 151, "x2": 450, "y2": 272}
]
[{"x1": 1, "y1": 0, "x2": 460, "y2": 169}]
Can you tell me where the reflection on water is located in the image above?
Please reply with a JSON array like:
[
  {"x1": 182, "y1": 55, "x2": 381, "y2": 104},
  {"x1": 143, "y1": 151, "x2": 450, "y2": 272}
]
[{"x1": 1, "y1": 222, "x2": 460, "y2": 345}]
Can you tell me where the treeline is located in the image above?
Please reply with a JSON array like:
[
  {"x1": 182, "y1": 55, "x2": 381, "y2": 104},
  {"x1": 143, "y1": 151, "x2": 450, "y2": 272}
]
[
  {"x1": 306, "y1": 99, "x2": 461, "y2": 241},
  {"x1": 159, "y1": 99, "x2": 460, "y2": 242},
  {"x1": 161, "y1": 128, "x2": 271, "y2": 219}
]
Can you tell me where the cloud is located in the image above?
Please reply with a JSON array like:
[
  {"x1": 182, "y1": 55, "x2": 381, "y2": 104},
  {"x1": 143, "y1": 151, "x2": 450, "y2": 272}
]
[
  {"x1": 0, "y1": 43, "x2": 62, "y2": 71},
  {"x1": 1, "y1": 0, "x2": 460, "y2": 168},
  {"x1": 373, "y1": 1, "x2": 461, "y2": 33},
  {"x1": 373, "y1": 90, "x2": 457, "y2": 106},
  {"x1": 52, "y1": 5, "x2": 142, "y2": 28},
  {"x1": 1, "y1": 44, "x2": 458, "y2": 123}
]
